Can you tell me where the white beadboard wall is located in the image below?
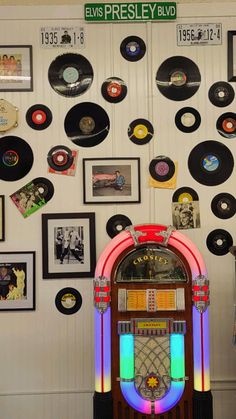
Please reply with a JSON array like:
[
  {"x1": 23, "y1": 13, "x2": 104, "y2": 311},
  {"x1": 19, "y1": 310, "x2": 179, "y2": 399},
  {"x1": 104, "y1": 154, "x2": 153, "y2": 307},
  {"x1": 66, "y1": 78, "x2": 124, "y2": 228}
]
[{"x1": 0, "y1": 3, "x2": 235, "y2": 419}]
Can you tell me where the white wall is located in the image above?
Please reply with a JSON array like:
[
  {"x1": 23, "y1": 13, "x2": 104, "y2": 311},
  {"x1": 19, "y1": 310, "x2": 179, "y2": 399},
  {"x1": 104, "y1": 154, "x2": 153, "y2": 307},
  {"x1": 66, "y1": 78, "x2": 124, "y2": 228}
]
[{"x1": 0, "y1": 3, "x2": 235, "y2": 419}]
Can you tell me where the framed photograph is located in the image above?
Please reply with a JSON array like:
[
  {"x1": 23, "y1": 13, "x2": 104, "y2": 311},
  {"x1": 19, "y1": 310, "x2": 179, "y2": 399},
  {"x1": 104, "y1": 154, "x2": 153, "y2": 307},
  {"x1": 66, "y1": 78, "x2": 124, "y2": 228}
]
[
  {"x1": 228, "y1": 31, "x2": 236, "y2": 81},
  {"x1": 42, "y1": 212, "x2": 96, "y2": 279},
  {"x1": 0, "y1": 195, "x2": 5, "y2": 241},
  {"x1": 83, "y1": 157, "x2": 141, "y2": 204},
  {"x1": 0, "y1": 251, "x2": 35, "y2": 311},
  {"x1": 0, "y1": 45, "x2": 33, "y2": 91}
]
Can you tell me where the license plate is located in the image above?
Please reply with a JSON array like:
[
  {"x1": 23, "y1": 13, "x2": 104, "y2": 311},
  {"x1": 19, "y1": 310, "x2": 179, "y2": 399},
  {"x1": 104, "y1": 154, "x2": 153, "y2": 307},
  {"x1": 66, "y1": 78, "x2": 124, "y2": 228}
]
[
  {"x1": 177, "y1": 23, "x2": 222, "y2": 46},
  {"x1": 40, "y1": 26, "x2": 85, "y2": 48}
]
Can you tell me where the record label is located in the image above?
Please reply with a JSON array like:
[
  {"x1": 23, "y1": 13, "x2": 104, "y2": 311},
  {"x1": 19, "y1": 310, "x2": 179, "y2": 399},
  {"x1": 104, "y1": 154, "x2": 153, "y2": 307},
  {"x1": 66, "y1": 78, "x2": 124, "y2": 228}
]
[
  {"x1": 216, "y1": 112, "x2": 236, "y2": 138},
  {"x1": 206, "y1": 229, "x2": 233, "y2": 256},
  {"x1": 48, "y1": 53, "x2": 93, "y2": 97},
  {"x1": 47, "y1": 145, "x2": 74, "y2": 171},
  {"x1": 208, "y1": 81, "x2": 235, "y2": 107},
  {"x1": 64, "y1": 102, "x2": 110, "y2": 147},
  {"x1": 55, "y1": 288, "x2": 82, "y2": 315},
  {"x1": 26, "y1": 104, "x2": 52, "y2": 130},
  {"x1": 156, "y1": 56, "x2": 201, "y2": 101},
  {"x1": 128, "y1": 118, "x2": 154, "y2": 145},
  {"x1": 120, "y1": 36, "x2": 146, "y2": 62},
  {"x1": 106, "y1": 214, "x2": 132, "y2": 238},
  {"x1": 175, "y1": 107, "x2": 201, "y2": 133},
  {"x1": 149, "y1": 156, "x2": 175, "y2": 182},
  {"x1": 0, "y1": 136, "x2": 34, "y2": 182},
  {"x1": 101, "y1": 77, "x2": 127, "y2": 103},
  {"x1": 211, "y1": 193, "x2": 236, "y2": 219},
  {"x1": 188, "y1": 140, "x2": 234, "y2": 185}
]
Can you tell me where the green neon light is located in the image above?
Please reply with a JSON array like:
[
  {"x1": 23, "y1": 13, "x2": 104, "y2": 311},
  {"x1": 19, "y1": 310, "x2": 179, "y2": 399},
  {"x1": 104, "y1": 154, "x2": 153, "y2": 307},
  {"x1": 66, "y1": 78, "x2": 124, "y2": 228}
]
[
  {"x1": 120, "y1": 334, "x2": 134, "y2": 379},
  {"x1": 170, "y1": 334, "x2": 185, "y2": 379}
]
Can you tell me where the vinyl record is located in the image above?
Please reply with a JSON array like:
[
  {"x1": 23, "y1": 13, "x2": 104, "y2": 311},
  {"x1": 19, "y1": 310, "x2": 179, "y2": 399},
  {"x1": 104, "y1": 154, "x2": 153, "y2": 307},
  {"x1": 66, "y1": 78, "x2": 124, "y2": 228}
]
[
  {"x1": 47, "y1": 145, "x2": 74, "y2": 171},
  {"x1": 101, "y1": 77, "x2": 127, "y2": 103},
  {"x1": 26, "y1": 104, "x2": 52, "y2": 130},
  {"x1": 33, "y1": 177, "x2": 54, "y2": 202},
  {"x1": 155, "y1": 56, "x2": 201, "y2": 101},
  {"x1": 64, "y1": 102, "x2": 110, "y2": 147},
  {"x1": 216, "y1": 112, "x2": 236, "y2": 138},
  {"x1": 188, "y1": 140, "x2": 234, "y2": 186},
  {"x1": 175, "y1": 107, "x2": 201, "y2": 133},
  {"x1": 55, "y1": 287, "x2": 82, "y2": 315},
  {"x1": 0, "y1": 136, "x2": 34, "y2": 181},
  {"x1": 208, "y1": 81, "x2": 235, "y2": 107},
  {"x1": 48, "y1": 53, "x2": 93, "y2": 97},
  {"x1": 128, "y1": 118, "x2": 154, "y2": 145},
  {"x1": 172, "y1": 187, "x2": 199, "y2": 203},
  {"x1": 106, "y1": 214, "x2": 132, "y2": 238},
  {"x1": 206, "y1": 229, "x2": 233, "y2": 256},
  {"x1": 149, "y1": 156, "x2": 175, "y2": 182},
  {"x1": 120, "y1": 36, "x2": 146, "y2": 62},
  {"x1": 211, "y1": 193, "x2": 236, "y2": 219}
]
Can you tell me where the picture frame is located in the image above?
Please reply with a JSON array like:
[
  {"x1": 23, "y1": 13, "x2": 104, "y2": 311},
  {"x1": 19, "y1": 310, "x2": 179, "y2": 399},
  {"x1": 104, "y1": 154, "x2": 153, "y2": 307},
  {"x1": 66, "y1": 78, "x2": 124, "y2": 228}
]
[
  {"x1": 83, "y1": 157, "x2": 141, "y2": 204},
  {"x1": 42, "y1": 212, "x2": 96, "y2": 279},
  {"x1": 0, "y1": 251, "x2": 35, "y2": 311},
  {"x1": 0, "y1": 195, "x2": 5, "y2": 241},
  {"x1": 0, "y1": 45, "x2": 33, "y2": 91},
  {"x1": 227, "y1": 31, "x2": 236, "y2": 81}
]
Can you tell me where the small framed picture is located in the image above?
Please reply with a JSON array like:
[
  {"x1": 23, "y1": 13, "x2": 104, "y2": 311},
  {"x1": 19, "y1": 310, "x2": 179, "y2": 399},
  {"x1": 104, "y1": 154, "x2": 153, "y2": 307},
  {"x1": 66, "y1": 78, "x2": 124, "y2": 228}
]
[
  {"x1": 83, "y1": 157, "x2": 141, "y2": 204},
  {"x1": 0, "y1": 195, "x2": 5, "y2": 241},
  {"x1": 42, "y1": 212, "x2": 96, "y2": 279},
  {"x1": 228, "y1": 31, "x2": 236, "y2": 81},
  {"x1": 0, "y1": 45, "x2": 33, "y2": 91},
  {"x1": 0, "y1": 251, "x2": 35, "y2": 311}
]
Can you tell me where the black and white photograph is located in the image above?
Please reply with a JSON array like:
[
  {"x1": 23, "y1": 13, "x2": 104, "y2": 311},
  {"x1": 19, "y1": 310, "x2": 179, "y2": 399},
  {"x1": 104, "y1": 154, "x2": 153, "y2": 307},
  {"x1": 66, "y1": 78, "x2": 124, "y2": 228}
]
[
  {"x1": 172, "y1": 201, "x2": 201, "y2": 230},
  {"x1": 42, "y1": 213, "x2": 96, "y2": 278}
]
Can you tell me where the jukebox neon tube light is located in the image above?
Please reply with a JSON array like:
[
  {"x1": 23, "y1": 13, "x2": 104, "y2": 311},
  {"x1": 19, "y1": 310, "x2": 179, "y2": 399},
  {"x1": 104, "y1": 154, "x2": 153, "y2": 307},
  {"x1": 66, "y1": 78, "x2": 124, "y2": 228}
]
[{"x1": 93, "y1": 224, "x2": 213, "y2": 418}]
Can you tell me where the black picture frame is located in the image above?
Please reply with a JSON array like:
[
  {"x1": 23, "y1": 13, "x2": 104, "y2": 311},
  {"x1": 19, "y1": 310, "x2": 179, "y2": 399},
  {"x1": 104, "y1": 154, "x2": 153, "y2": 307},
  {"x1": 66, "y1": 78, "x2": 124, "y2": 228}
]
[
  {"x1": 42, "y1": 212, "x2": 96, "y2": 279},
  {"x1": 0, "y1": 45, "x2": 33, "y2": 91},
  {"x1": 0, "y1": 251, "x2": 35, "y2": 311},
  {"x1": 83, "y1": 157, "x2": 141, "y2": 204},
  {"x1": 228, "y1": 31, "x2": 236, "y2": 81},
  {"x1": 0, "y1": 195, "x2": 5, "y2": 241}
]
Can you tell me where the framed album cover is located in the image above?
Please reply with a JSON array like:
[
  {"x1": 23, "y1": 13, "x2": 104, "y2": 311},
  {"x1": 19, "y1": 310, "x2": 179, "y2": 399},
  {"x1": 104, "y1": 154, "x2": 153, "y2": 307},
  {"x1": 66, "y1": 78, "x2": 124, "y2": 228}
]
[
  {"x1": 0, "y1": 45, "x2": 33, "y2": 91},
  {"x1": 83, "y1": 157, "x2": 141, "y2": 204},
  {"x1": 42, "y1": 212, "x2": 96, "y2": 279},
  {"x1": 0, "y1": 251, "x2": 35, "y2": 311},
  {"x1": 228, "y1": 31, "x2": 236, "y2": 81},
  {"x1": 0, "y1": 195, "x2": 5, "y2": 241}
]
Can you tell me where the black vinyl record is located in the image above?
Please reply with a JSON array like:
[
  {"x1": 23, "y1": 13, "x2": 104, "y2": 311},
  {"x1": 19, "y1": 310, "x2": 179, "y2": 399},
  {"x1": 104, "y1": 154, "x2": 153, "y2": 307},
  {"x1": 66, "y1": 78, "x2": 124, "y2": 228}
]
[
  {"x1": 55, "y1": 287, "x2": 82, "y2": 315},
  {"x1": 33, "y1": 177, "x2": 54, "y2": 202},
  {"x1": 155, "y1": 56, "x2": 201, "y2": 101},
  {"x1": 120, "y1": 36, "x2": 146, "y2": 62},
  {"x1": 149, "y1": 156, "x2": 175, "y2": 182},
  {"x1": 26, "y1": 104, "x2": 52, "y2": 130},
  {"x1": 208, "y1": 81, "x2": 235, "y2": 107},
  {"x1": 0, "y1": 136, "x2": 34, "y2": 181},
  {"x1": 211, "y1": 193, "x2": 236, "y2": 219},
  {"x1": 47, "y1": 145, "x2": 74, "y2": 171},
  {"x1": 175, "y1": 107, "x2": 201, "y2": 133},
  {"x1": 188, "y1": 140, "x2": 234, "y2": 186},
  {"x1": 101, "y1": 77, "x2": 127, "y2": 103},
  {"x1": 172, "y1": 187, "x2": 199, "y2": 203},
  {"x1": 206, "y1": 229, "x2": 233, "y2": 256},
  {"x1": 64, "y1": 102, "x2": 110, "y2": 147},
  {"x1": 48, "y1": 53, "x2": 93, "y2": 97},
  {"x1": 106, "y1": 214, "x2": 132, "y2": 238},
  {"x1": 216, "y1": 112, "x2": 236, "y2": 138},
  {"x1": 128, "y1": 118, "x2": 154, "y2": 145}
]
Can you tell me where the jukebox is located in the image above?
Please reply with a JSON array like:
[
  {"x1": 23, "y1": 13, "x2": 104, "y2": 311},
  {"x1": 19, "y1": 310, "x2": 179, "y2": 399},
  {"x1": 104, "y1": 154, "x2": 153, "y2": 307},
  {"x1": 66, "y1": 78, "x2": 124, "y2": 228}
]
[{"x1": 93, "y1": 224, "x2": 213, "y2": 419}]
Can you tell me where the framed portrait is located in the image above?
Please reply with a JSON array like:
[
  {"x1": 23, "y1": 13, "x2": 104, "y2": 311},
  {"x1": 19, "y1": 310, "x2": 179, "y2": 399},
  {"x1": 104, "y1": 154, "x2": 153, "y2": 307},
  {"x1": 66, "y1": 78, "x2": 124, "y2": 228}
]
[
  {"x1": 0, "y1": 251, "x2": 35, "y2": 311},
  {"x1": 83, "y1": 157, "x2": 141, "y2": 204},
  {"x1": 0, "y1": 195, "x2": 5, "y2": 241},
  {"x1": 228, "y1": 31, "x2": 236, "y2": 81},
  {"x1": 42, "y1": 212, "x2": 96, "y2": 279},
  {"x1": 0, "y1": 45, "x2": 33, "y2": 91}
]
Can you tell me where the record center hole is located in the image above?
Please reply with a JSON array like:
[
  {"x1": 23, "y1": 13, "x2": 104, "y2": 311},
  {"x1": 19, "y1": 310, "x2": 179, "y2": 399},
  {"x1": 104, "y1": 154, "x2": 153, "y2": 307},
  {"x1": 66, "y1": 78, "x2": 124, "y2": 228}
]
[
  {"x1": 216, "y1": 238, "x2": 224, "y2": 247},
  {"x1": 226, "y1": 121, "x2": 233, "y2": 129},
  {"x1": 221, "y1": 202, "x2": 228, "y2": 210},
  {"x1": 116, "y1": 224, "x2": 123, "y2": 232},
  {"x1": 38, "y1": 187, "x2": 45, "y2": 194}
]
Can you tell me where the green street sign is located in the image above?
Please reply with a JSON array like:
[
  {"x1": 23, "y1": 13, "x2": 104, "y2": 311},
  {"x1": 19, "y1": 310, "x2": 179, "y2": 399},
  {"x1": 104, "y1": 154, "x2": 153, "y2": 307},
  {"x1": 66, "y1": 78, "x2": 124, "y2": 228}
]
[{"x1": 84, "y1": 2, "x2": 177, "y2": 22}]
